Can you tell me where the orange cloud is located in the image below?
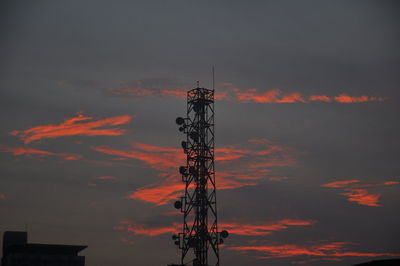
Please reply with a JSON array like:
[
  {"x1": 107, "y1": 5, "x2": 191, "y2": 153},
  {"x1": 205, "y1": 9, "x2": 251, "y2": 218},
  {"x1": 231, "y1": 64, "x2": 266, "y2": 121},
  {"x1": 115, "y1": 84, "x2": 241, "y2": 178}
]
[
  {"x1": 309, "y1": 95, "x2": 331, "y2": 102},
  {"x1": 108, "y1": 78, "x2": 187, "y2": 99},
  {"x1": 228, "y1": 242, "x2": 400, "y2": 259},
  {"x1": 92, "y1": 143, "x2": 185, "y2": 205},
  {"x1": 341, "y1": 189, "x2": 380, "y2": 207},
  {"x1": 109, "y1": 80, "x2": 229, "y2": 101},
  {"x1": 92, "y1": 142, "x2": 183, "y2": 171},
  {"x1": 115, "y1": 219, "x2": 314, "y2": 237},
  {"x1": 110, "y1": 87, "x2": 157, "y2": 97},
  {"x1": 128, "y1": 178, "x2": 184, "y2": 206},
  {"x1": 108, "y1": 79, "x2": 387, "y2": 104},
  {"x1": 110, "y1": 87, "x2": 193, "y2": 99},
  {"x1": 0, "y1": 144, "x2": 81, "y2": 161},
  {"x1": 59, "y1": 153, "x2": 81, "y2": 160},
  {"x1": 160, "y1": 89, "x2": 187, "y2": 99},
  {"x1": 383, "y1": 181, "x2": 400, "y2": 185},
  {"x1": 322, "y1": 179, "x2": 399, "y2": 207},
  {"x1": 220, "y1": 219, "x2": 314, "y2": 236},
  {"x1": 10, "y1": 113, "x2": 132, "y2": 144},
  {"x1": 334, "y1": 94, "x2": 385, "y2": 103},
  {"x1": 236, "y1": 89, "x2": 281, "y2": 103},
  {"x1": 276, "y1": 92, "x2": 306, "y2": 103},
  {"x1": 0, "y1": 194, "x2": 6, "y2": 200},
  {"x1": 234, "y1": 89, "x2": 385, "y2": 104},
  {"x1": 216, "y1": 146, "x2": 277, "y2": 162},
  {"x1": 214, "y1": 91, "x2": 229, "y2": 100},
  {"x1": 322, "y1": 180, "x2": 360, "y2": 188},
  {"x1": 93, "y1": 139, "x2": 298, "y2": 205},
  {"x1": 115, "y1": 220, "x2": 177, "y2": 236}
]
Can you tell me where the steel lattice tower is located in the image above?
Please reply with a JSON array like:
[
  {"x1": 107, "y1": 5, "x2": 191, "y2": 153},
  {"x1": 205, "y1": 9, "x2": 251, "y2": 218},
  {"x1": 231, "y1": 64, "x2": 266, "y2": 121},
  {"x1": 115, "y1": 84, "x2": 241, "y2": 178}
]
[{"x1": 170, "y1": 86, "x2": 228, "y2": 266}]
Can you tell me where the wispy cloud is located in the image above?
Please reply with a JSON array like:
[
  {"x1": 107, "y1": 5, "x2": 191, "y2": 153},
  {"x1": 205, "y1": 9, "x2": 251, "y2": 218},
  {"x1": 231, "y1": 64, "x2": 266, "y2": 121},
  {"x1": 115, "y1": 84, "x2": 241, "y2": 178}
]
[
  {"x1": 108, "y1": 78, "x2": 228, "y2": 100},
  {"x1": 227, "y1": 242, "x2": 400, "y2": 260},
  {"x1": 322, "y1": 179, "x2": 399, "y2": 207},
  {"x1": 309, "y1": 95, "x2": 331, "y2": 102},
  {"x1": 235, "y1": 88, "x2": 385, "y2": 104},
  {"x1": 220, "y1": 219, "x2": 315, "y2": 236},
  {"x1": 341, "y1": 189, "x2": 380, "y2": 207},
  {"x1": 115, "y1": 220, "x2": 178, "y2": 236},
  {"x1": 92, "y1": 142, "x2": 182, "y2": 171},
  {"x1": 108, "y1": 78, "x2": 187, "y2": 99},
  {"x1": 0, "y1": 144, "x2": 81, "y2": 161},
  {"x1": 10, "y1": 112, "x2": 133, "y2": 144},
  {"x1": 322, "y1": 180, "x2": 361, "y2": 188},
  {"x1": 111, "y1": 87, "x2": 187, "y2": 99},
  {"x1": 334, "y1": 94, "x2": 385, "y2": 103},
  {"x1": 107, "y1": 80, "x2": 386, "y2": 104},
  {"x1": 92, "y1": 139, "x2": 298, "y2": 205},
  {"x1": 236, "y1": 89, "x2": 281, "y2": 103},
  {"x1": 128, "y1": 179, "x2": 184, "y2": 206},
  {"x1": 92, "y1": 143, "x2": 184, "y2": 205},
  {"x1": 115, "y1": 218, "x2": 314, "y2": 237}
]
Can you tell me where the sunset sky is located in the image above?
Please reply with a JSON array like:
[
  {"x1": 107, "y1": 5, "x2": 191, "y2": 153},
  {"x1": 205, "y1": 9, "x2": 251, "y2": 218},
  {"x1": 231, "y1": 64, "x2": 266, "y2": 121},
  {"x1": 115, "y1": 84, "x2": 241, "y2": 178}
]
[{"x1": 1, "y1": 1, "x2": 399, "y2": 266}]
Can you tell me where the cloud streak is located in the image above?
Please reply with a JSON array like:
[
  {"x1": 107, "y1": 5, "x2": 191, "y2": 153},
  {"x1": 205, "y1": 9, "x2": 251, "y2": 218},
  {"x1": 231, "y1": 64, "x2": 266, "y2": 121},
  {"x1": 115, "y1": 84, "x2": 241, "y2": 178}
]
[
  {"x1": 111, "y1": 87, "x2": 187, "y2": 99},
  {"x1": 92, "y1": 139, "x2": 298, "y2": 205},
  {"x1": 227, "y1": 242, "x2": 400, "y2": 260},
  {"x1": 108, "y1": 80, "x2": 386, "y2": 104},
  {"x1": 115, "y1": 218, "x2": 314, "y2": 237},
  {"x1": 341, "y1": 189, "x2": 380, "y2": 207},
  {"x1": 334, "y1": 94, "x2": 385, "y2": 103},
  {"x1": 10, "y1": 113, "x2": 133, "y2": 144},
  {"x1": 235, "y1": 89, "x2": 385, "y2": 103},
  {"x1": 322, "y1": 180, "x2": 361, "y2": 188},
  {"x1": 92, "y1": 143, "x2": 185, "y2": 205},
  {"x1": 0, "y1": 144, "x2": 81, "y2": 161},
  {"x1": 219, "y1": 219, "x2": 315, "y2": 236},
  {"x1": 322, "y1": 179, "x2": 399, "y2": 207},
  {"x1": 115, "y1": 220, "x2": 178, "y2": 236}
]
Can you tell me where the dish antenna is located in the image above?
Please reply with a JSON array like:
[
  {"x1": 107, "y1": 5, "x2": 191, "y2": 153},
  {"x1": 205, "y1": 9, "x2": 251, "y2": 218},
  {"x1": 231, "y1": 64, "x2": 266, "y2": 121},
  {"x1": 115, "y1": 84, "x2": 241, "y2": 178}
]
[{"x1": 169, "y1": 83, "x2": 228, "y2": 266}]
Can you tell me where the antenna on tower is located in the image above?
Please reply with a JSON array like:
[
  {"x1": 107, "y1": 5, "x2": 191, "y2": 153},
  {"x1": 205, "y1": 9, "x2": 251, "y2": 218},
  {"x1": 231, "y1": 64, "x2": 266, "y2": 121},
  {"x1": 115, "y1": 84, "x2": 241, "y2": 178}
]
[
  {"x1": 212, "y1": 66, "x2": 215, "y2": 91},
  {"x1": 170, "y1": 84, "x2": 228, "y2": 266}
]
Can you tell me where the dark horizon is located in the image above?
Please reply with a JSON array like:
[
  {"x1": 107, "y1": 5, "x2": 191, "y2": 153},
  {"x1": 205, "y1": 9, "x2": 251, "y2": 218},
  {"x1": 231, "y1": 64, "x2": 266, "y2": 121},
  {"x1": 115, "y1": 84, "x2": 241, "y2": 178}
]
[{"x1": 1, "y1": 1, "x2": 400, "y2": 266}]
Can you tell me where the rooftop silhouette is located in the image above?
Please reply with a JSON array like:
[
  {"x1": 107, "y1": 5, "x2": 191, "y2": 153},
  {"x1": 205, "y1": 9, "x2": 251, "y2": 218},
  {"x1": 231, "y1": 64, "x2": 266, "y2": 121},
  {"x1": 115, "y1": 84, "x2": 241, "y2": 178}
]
[{"x1": 2, "y1": 231, "x2": 87, "y2": 266}]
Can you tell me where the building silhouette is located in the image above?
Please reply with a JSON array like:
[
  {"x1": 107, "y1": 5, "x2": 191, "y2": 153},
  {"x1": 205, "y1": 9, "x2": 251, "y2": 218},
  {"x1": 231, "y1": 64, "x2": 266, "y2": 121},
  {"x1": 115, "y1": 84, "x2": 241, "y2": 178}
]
[{"x1": 2, "y1": 231, "x2": 87, "y2": 266}]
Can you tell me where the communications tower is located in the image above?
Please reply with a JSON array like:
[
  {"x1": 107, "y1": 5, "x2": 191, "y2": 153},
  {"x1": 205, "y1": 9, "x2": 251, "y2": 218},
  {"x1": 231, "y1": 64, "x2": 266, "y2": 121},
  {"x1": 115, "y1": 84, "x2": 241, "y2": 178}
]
[{"x1": 169, "y1": 85, "x2": 228, "y2": 266}]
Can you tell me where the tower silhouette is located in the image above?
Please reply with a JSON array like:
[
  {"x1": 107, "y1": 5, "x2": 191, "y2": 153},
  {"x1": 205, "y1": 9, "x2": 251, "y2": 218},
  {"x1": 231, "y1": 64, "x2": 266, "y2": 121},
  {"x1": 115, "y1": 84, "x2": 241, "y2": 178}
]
[{"x1": 170, "y1": 86, "x2": 228, "y2": 266}]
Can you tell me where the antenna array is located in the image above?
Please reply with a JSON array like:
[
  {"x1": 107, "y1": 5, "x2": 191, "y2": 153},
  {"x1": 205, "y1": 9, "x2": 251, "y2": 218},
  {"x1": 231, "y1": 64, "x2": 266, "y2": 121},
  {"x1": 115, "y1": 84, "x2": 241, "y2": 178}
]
[{"x1": 170, "y1": 85, "x2": 228, "y2": 266}]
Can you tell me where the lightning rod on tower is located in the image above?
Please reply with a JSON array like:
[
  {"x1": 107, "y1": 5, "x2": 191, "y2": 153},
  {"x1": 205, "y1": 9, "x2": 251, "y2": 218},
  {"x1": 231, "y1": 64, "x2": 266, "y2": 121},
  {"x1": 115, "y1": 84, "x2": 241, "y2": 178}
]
[{"x1": 169, "y1": 80, "x2": 228, "y2": 266}]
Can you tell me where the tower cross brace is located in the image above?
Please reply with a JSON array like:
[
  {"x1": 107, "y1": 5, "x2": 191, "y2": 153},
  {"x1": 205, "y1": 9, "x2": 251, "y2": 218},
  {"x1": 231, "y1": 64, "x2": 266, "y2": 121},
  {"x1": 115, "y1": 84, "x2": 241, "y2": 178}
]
[{"x1": 171, "y1": 86, "x2": 228, "y2": 266}]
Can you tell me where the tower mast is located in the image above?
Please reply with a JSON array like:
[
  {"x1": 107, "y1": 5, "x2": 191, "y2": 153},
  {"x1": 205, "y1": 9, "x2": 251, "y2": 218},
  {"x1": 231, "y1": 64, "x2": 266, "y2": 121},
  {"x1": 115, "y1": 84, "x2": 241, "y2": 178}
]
[{"x1": 171, "y1": 84, "x2": 228, "y2": 266}]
